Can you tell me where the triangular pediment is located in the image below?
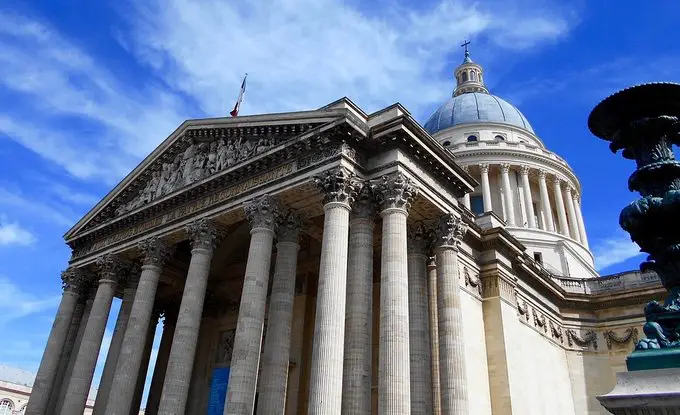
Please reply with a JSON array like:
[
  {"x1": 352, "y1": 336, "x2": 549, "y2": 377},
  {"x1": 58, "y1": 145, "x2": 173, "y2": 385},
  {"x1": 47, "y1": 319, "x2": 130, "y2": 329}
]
[{"x1": 65, "y1": 102, "x2": 365, "y2": 242}]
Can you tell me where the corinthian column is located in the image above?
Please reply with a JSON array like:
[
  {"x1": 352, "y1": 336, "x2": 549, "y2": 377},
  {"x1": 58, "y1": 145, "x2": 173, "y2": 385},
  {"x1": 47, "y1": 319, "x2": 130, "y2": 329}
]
[
  {"x1": 479, "y1": 164, "x2": 492, "y2": 213},
  {"x1": 225, "y1": 196, "x2": 278, "y2": 415},
  {"x1": 537, "y1": 170, "x2": 555, "y2": 232},
  {"x1": 435, "y1": 214, "x2": 469, "y2": 414},
  {"x1": 105, "y1": 238, "x2": 171, "y2": 415},
  {"x1": 427, "y1": 257, "x2": 442, "y2": 415},
  {"x1": 95, "y1": 266, "x2": 140, "y2": 414},
  {"x1": 61, "y1": 255, "x2": 126, "y2": 415},
  {"x1": 342, "y1": 184, "x2": 374, "y2": 415},
  {"x1": 552, "y1": 178, "x2": 570, "y2": 237},
  {"x1": 407, "y1": 223, "x2": 432, "y2": 415},
  {"x1": 500, "y1": 163, "x2": 516, "y2": 226},
  {"x1": 257, "y1": 212, "x2": 302, "y2": 415},
  {"x1": 520, "y1": 166, "x2": 536, "y2": 228},
  {"x1": 159, "y1": 219, "x2": 221, "y2": 415},
  {"x1": 573, "y1": 194, "x2": 589, "y2": 248},
  {"x1": 26, "y1": 269, "x2": 87, "y2": 415},
  {"x1": 308, "y1": 167, "x2": 361, "y2": 414},
  {"x1": 373, "y1": 172, "x2": 419, "y2": 414},
  {"x1": 563, "y1": 183, "x2": 581, "y2": 242}
]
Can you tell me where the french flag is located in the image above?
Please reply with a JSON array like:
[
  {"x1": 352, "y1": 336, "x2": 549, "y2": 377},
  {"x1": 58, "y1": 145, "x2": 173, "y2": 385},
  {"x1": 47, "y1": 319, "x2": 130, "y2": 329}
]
[{"x1": 230, "y1": 74, "x2": 247, "y2": 117}]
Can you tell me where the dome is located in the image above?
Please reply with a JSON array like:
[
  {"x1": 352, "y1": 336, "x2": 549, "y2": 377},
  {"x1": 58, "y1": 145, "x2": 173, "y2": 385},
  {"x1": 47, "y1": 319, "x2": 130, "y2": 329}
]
[{"x1": 424, "y1": 93, "x2": 534, "y2": 135}]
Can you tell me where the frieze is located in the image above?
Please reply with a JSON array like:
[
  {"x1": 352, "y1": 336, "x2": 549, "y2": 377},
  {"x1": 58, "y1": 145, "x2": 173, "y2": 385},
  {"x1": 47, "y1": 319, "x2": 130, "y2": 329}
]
[
  {"x1": 566, "y1": 329, "x2": 598, "y2": 350},
  {"x1": 603, "y1": 328, "x2": 639, "y2": 350},
  {"x1": 463, "y1": 267, "x2": 483, "y2": 296}
]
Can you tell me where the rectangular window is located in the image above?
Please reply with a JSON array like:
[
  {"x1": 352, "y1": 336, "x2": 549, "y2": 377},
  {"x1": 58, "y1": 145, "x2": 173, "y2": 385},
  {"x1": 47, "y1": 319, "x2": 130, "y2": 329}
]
[
  {"x1": 470, "y1": 195, "x2": 484, "y2": 216},
  {"x1": 533, "y1": 252, "x2": 543, "y2": 264}
]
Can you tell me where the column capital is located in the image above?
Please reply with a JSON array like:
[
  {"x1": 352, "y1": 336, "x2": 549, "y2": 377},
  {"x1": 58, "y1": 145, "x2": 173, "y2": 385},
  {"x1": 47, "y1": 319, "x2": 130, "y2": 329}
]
[
  {"x1": 313, "y1": 166, "x2": 361, "y2": 207},
  {"x1": 564, "y1": 182, "x2": 574, "y2": 194},
  {"x1": 121, "y1": 262, "x2": 142, "y2": 288},
  {"x1": 519, "y1": 165, "x2": 531, "y2": 176},
  {"x1": 461, "y1": 165, "x2": 470, "y2": 173},
  {"x1": 500, "y1": 163, "x2": 511, "y2": 174},
  {"x1": 538, "y1": 169, "x2": 549, "y2": 180},
  {"x1": 352, "y1": 181, "x2": 377, "y2": 219},
  {"x1": 95, "y1": 254, "x2": 127, "y2": 284},
  {"x1": 277, "y1": 210, "x2": 304, "y2": 243},
  {"x1": 407, "y1": 222, "x2": 430, "y2": 255},
  {"x1": 479, "y1": 163, "x2": 490, "y2": 174},
  {"x1": 371, "y1": 172, "x2": 419, "y2": 213},
  {"x1": 138, "y1": 237, "x2": 173, "y2": 268},
  {"x1": 435, "y1": 213, "x2": 468, "y2": 249},
  {"x1": 186, "y1": 218, "x2": 223, "y2": 251},
  {"x1": 552, "y1": 176, "x2": 564, "y2": 188},
  {"x1": 61, "y1": 268, "x2": 90, "y2": 294},
  {"x1": 244, "y1": 195, "x2": 279, "y2": 232}
]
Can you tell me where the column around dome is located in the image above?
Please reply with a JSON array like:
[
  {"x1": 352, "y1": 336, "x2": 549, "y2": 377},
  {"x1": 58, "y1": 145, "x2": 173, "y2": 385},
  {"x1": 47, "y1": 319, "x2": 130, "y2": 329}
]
[
  {"x1": 563, "y1": 184, "x2": 581, "y2": 243},
  {"x1": 537, "y1": 170, "x2": 555, "y2": 232},
  {"x1": 519, "y1": 166, "x2": 536, "y2": 228},
  {"x1": 573, "y1": 193, "x2": 589, "y2": 248},
  {"x1": 552, "y1": 178, "x2": 569, "y2": 237},
  {"x1": 499, "y1": 164, "x2": 516, "y2": 226},
  {"x1": 479, "y1": 164, "x2": 492, "y2": 213}
]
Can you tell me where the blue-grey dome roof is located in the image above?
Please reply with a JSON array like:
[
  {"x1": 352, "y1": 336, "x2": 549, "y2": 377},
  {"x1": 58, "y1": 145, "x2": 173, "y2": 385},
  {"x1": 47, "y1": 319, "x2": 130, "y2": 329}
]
[{"x1": 424, "y1": 93, "x2": 534, "y2": 135}]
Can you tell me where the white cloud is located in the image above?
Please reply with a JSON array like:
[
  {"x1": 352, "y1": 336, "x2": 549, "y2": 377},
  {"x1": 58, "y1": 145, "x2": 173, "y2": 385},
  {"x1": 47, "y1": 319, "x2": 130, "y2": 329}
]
[
  {"x1": 592, "y1": 233, "x2": 645, "y2": 271},
  {"x1": 0, "y1": 275, "x2": 61, "y2": 326},
  {"x1": 0, "y1": 217, "x2": 36, "y2": 246},
  {"x1": 0, "y1": 187, "x2": 77, "y2": 228}
]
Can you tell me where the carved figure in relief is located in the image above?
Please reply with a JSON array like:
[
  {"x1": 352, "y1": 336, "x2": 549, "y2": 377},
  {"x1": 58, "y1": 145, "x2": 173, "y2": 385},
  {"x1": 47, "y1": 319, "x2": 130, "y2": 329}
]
[
  {"x1": 225, "y1": 142, "x2": 237, "y2": 167},
  {"x1": 206, "y1": 141, "x2": 218, "y2": 173},
  {"x1": 165, "y1": 155, "x2": 183, "y2": 194},
  {"x1": 181, "y1": 141, "x2": 197, "y2": 185},
  {"x1": 214, "y1": 139, "x2": 227, "y2": 172},
  {"x1": 239, "y1": 138, "x2": 255, "y2": 161},
  {"x1": 141, "y1": 170, "x2": 160, "y2": 203},
  {"x1": 156, "y1": 163, "x2": 170, "y2": 199},
  {"x1": 190, "y1": 143, "x2": 209, "y2": 183},
  {"x1": 255, "y1": 136, "x2": 269, "y2": 155}
]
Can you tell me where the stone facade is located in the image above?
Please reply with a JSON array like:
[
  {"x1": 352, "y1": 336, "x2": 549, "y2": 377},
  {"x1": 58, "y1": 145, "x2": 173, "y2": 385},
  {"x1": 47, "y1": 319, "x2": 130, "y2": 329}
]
[{"x1": 23, "y1": 95, "x2": 663, "y2": 415}]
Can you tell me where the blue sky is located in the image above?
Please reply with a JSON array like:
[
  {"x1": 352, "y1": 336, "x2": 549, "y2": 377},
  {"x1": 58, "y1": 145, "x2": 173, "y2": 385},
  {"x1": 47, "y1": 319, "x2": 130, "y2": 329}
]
[{"x1": 0, "y1": 0, "x2": 678, "y2": 404}]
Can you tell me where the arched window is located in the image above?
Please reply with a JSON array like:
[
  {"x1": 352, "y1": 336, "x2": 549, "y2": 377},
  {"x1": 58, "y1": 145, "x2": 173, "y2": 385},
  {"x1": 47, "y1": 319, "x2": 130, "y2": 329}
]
[
  {"x1": 470, "y1": 71, "x2": 477, "y2": 81},
  {"x1": 467, "y1": 135, "x2": 478, "y2": 142},
  {"x1": 494, "y1": 135, "x2": 505, "y2": 141},
  {"x1": 0, "y1": 400, "x2": 13, "y2": 415},
  {"x1": 461, "y1": 71, "x2": 468, "y2": 82},
  {"x1": 443, "y1": 140, "x2": 451, "y2": 147}
]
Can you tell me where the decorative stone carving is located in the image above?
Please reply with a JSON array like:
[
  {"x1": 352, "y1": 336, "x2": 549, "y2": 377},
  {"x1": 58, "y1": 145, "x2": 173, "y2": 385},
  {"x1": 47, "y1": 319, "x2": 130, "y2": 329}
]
[
  {"x1": 186, "y1": 218, "x2": 222, "y2": 251},
  {"x1": 517, "y1": 300, "x2": 530, "y2": 321},
  {"x1": 313, "y1": 167, "x2": 361, "y2": 206},
  {"x1": 435, "y1": 213, "x2": 468, "y2": 248},
  {"x1": 519, "y1": 165, "x2": 531, "y2": 176},
  {"x1": 500, "y1": 163, "x2": 511, "y2": 174},
  {"x1": 244, "y1": 195, "x2": 280, "y2": 231},
  {"x1": 538, "y1": 169, "x2": 548, "y2": 180},
  {"x1": 407, "y1": 222, "x2": 429, "y2": 255},
  {"x1": 138, "y1": 237, "x2": 173, "y2": 267},
  {"x1": 216, "y1": 329, "x2": 236, "y2": 364},
  {"x1": 352, "y1": 181, "x2": 376, "y2": 219},
  {"x1": 463, "y1": 267, "x2": 482, "y2": 295},
  {"x1": 566, "y1": 329, "x2": 598, "y2": 350},
  {"x1": 277, "y1": 210, "x2": 304, "y2": 243},
  {"x1": 604, "y1": 328, "x2": 639, "y2": 350},
  {"x1": 532, "y1": 309, "x2": 548, "y2": 333},
  {"x1": 371, "y1": 172, "x2": 419, "y2": 212},
  {"x1": 95, "y1": 254, "x2": 127, "y2": 283},
  {"x1": 479, "y1": 163, "x2": 489, "y2": 174},
  {"x1": 549, "y1": 320, "x2": 564, "y2": 343},
  {"x1": 61, "y1": 268, "x2": 89, "y2": 293}
]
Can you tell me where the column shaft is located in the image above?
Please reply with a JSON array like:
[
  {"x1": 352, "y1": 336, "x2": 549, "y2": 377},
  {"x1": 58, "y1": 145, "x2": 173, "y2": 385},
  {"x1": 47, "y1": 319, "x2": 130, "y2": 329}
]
[
  {"x1": 145, "y1": 312, "x2": 177, "y2": 415},
  {"x1": 500, "y1": 164, "x2": 516, "y2": 226},
  {"x1": 257, "y1": 224, "x2": 300, "y2": 414},
  {"x1": 61, "y1": 257, "x2": 121, "y2": 415},
  {"x1": 106, "y1": 237, "x2": 169, "y2": 415},
  {"x1": 48, "y1": 298, "x2": 85, "y2": 411},
  {"x1": 553, "y1": 178, "x2": 570, "y2": 237},
  {"x1": 26, "y1": 273, "x2": 81, "y2": 415},
  {"x1": 225, "y1": 197, "x2": 277, "y2": 415},
  {"x1": 407, "y1": 228, "x2": 432, "y2": 415},
  {"x1": 520, "y1": 167, "x2": 536, "y2": 228},
  {"x1": 129, "y1": 314, "x2": 159, "y2": 414},
  {"x1": 564, "y1": 185, "x2": 581, "y2": 242},
  {"x1": 95, "y1": 278, "x2": 137, "y2": 414},
  {"x1": 342, "y1": 213, "x2": 374, "y2": 415},
  {"x1": 574, "y1": 197, "x2": 589, "y2": 248},
  {"x1": 427, "y1": 259, "x2": 442, "y2": 415},
  {"x1": 479, "y1": 164, "x2": 492, "y2": 213},
  {"x1": 462, "y1": 194, "x2": 471, "y2": 210},
  {"x1": 436, "y1": 215, "x2": 469, "y2": 414},
  {"x1": 308, "y1": 202, "x2": 351, "y2": 414},
  {"x1": 159, "y1": 220, "x2": 218, "y2": 415},
  {"x1": 538, "y1": 171, "x2": 555, "y2": 232}
]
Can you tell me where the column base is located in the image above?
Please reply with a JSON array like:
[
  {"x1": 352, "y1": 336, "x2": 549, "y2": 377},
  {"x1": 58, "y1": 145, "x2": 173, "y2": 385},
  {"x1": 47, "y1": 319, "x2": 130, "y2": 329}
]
[{"x1": 597, "y1": 368, "x2": 680, "y2": 414}]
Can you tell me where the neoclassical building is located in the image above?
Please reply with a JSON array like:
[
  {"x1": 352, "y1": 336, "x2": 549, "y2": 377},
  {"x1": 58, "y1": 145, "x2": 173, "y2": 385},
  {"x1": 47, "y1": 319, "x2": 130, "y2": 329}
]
[{"x1": 26, "y1": 51, "x2": 663, "y2": 415}]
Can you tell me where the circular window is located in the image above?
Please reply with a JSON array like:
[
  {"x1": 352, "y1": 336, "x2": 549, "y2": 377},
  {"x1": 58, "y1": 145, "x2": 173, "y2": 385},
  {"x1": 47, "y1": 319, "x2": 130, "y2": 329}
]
[
  {"x1": 495, "y1": 135, "x2": 505, "y2": 141},
  {"x1": 0, "y1": 400, "x2": 13, "y2": 415},
  {"x1": 467, "y1": 135, "x2": 478, "y2": 142},
  {"x1": 443, "y1": 140, "x2": 451, "y2": 147}
]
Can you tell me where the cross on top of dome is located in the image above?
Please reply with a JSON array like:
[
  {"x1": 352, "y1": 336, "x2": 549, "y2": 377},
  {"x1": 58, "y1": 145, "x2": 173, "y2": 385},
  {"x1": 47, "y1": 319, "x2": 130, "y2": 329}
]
[{"x1": 453, "y1": 41, "x2": 488, "y2": 96}]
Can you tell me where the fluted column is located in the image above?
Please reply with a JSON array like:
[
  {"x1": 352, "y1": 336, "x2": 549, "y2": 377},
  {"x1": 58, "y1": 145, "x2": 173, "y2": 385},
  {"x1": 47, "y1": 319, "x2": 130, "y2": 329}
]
[
  {"x1": 61, "y1": 255, "x2": 126, "y2": 415},
  {"x1": 427, "y1": 257, "x2": 442, "y2": 415},
  {"x1": 224, "y1": 196, "x2": 278, "y2": 415},
  {"x1": 500, "y1": 163, "x2": 516, "y2": 226},
  {"x1": 130, "y1": 309, "x2": 160, "y2": 415},
  {"x1": 407, "y1": 224, "x2": 432, "y2": 415},
  {"x1": 519, "y1": 166, "x2": 536, "y2": 228},
  {"x1": 573, "y1": 194, "x2": 589, "y2": 248},
  {"x1": 552, "y1": 177, "x2": 570, "y2": 237},
  {"x1": 374, "y1": 172, "x2": 419, "y2": 414},
  {"x1": 95, "y1": 268, "x2": 139, "y2": 414},
  {"x1": 436, "y1": 214, "x2": 469, "y2": 414},
  {"x1": 342, "y1": 186, "x2": 374, "y2": 415},
  {"x1": 564, "y1": 184, "x2": 581, "y2": 242},
  {"x1": 308, "y1": 167, "x2": 361, "y2": 414},
  {"x1": 257, "y1": 212, "x2": 302, "y2": 415},
  {"x1": 26, "y1": 269, "x2": 86, "y2": 415},
  {"x1": 145, "y1": 307, "x2": 178, "y2": 415},
  {"x1": 537, "y1": 170, "x2": 555, "y2": 232},
  {"x1": 106, "y1": 238, "x2": 171, "y2": 415},
  {"x1": 159, "y1": 219, "x2": 221, "y2": 415},
  {"x1": 479, "y1": 164, "x2": 492, "y2": 213}
]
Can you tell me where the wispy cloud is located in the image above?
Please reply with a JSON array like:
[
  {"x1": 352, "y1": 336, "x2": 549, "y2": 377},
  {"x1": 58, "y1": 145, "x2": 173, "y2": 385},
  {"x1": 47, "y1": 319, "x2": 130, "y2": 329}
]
[
  {"x1": 592, "y1": 232, "x2": 645, "y2": 271},
  {"x1": 0, "y1": 275, "x2": 60, "y2": 326},
  {"x1": 0, "y1": 187, "x2": 76, "y2": 228},
  {"x1": 0, "y1": 217, "x2": 36, "y2": 246}
]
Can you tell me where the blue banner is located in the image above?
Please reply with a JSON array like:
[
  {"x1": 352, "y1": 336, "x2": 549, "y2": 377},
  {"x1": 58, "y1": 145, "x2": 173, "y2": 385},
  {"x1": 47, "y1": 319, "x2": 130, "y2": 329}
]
[{"x1": 207, "y1": 367, "x2": 230, "y2": 415}]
